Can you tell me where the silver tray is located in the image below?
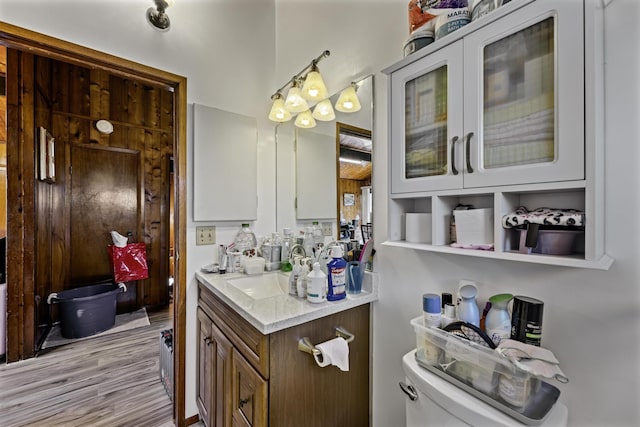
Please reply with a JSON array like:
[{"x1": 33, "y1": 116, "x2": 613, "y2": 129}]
[{"x1": 415, "y1": 355, "x2": 560, "y2": 425}]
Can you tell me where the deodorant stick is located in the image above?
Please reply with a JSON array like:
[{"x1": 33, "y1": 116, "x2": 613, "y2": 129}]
[{"x1": 423, "y1": 294, "x2": 442, "y2": 328}]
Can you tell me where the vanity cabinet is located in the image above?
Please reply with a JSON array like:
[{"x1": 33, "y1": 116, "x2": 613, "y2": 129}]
[
  {"x1": 196, "y1": 280, "x2": 370, "y2": 427},
  {"x1": 384, "y1": 0, "x2": 611, "y2": 269}
]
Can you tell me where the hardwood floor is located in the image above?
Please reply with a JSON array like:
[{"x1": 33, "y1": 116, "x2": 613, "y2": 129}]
[{"x1": 0, "y1": 305, "x2": 174, "y2": 427}]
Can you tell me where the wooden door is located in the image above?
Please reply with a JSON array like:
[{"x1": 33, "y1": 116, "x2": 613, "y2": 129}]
[
  {"x1": 197, "y1": 308, "x2": 214, "y2": 427},
  {"x1": 231, "y1": 349, "x2": 268, "y2": 427},
  {"x1": 70, "y1": 144, "x2": 141, "y2": 312},
  {"x1": 211, "y1": 319, "x2": 234, "y2": 427}
]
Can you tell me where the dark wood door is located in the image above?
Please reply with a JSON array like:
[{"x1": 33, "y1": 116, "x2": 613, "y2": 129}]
[
  {"x1": 197, "y1": 308, "x2": 214, "y2": 427},
  {"x1": 70, "y1": 144, "x2": 141, "y2": 312}
]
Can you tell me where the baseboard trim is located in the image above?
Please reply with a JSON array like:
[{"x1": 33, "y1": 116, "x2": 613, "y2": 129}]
[{"x1": 185, "y1": 414, "x2": 200, "y2": 426}]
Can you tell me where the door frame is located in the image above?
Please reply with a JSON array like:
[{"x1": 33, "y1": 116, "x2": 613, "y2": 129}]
[{"x1": 0, "y1": 22, "x2": 188, "y2": 426}]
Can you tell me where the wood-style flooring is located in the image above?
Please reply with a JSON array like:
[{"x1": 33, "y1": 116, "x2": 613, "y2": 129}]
[{"x1": 0, "y1": 306, "x2": 175, "y2": 427}]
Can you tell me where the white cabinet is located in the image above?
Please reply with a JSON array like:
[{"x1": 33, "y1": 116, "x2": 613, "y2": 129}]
[
  {"x1": 383, "y1": 0, "x2": 611, "y2": 269},
  {"x1": 193, "y1": 104, "x2": 258, "y2": 221},
  {"x1": 390, "y1": 0, "x2": 583, "y2": 194}
]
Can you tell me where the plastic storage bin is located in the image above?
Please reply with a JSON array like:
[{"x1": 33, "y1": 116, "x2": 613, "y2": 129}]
[
  {"x1": 518, "y1": 229, "x2": 582, "y2": 255},
  {"x1": 453, "y1": 208, "x2": 494, "y2": 245},
  {"x1": 411, "y1": 316, "x2": 561, "y2": 424}
]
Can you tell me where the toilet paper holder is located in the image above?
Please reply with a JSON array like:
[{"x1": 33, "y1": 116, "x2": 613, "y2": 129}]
[{"x1": 297, "y1": 326, "x2": 355, "y2": 357}]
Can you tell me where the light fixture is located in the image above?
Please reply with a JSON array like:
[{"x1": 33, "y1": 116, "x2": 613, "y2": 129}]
[
  {"x1": 283, "y1": 80, "x2": 309, "y2": 113},
  {"x1": 268, "y1": 93, "x2": 292, "y2": 122},
  {"x1": 301, "y1": 64, "x2": 329, "y2": 101},
  {"x1": 147, "y1": 0, "x2": 174, "y2": 32},
  {"x1": 269, "y1": 50, "x2": 330, "y2": 123},
  {"x1": 335, "y1": 83, "x2": 362, "y2": 113},
  {"x1": 294, "y1": 110, "x2": 316, "y2": 129},
  {"x1": 312, "y1": 99, "x2": 336, "y2": 121},
  {"x1": 339, "y1": 157, "x2": 365, "y2": 165}
]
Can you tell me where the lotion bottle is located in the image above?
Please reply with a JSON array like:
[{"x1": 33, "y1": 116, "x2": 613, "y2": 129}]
[
  {"x1": 289, "y1": 257, "x2": 302, "y2": 296},
  {"x1": 306, "y1": 262, "x2": 327, "y2": 304},
  {"x1": 296, "y1": 258, "x2": 310, "y2": 299}
]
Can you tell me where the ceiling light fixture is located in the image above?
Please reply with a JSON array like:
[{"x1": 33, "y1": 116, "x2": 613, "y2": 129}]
[
  {"x1": 147, "y1": 0, "x2": 174, "y2": 32},
  {"x1": 339, "y1": 157, "x2": 365, "y2": 165},
  {"x1": 335, "y1": 82, "x2": 362, "y2": 113}
]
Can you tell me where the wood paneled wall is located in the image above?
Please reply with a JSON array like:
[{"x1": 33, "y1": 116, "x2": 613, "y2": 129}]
[
  {"x1": 339, "y1": 177, "x2": 370, "y2": 224},
  {"x1": 23, "y1": 54, "x2": 174, "y2": 338}
]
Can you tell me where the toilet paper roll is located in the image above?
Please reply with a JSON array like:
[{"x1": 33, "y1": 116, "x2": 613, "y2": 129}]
[
  {"x1": 405, "y1": 213, "x2": 432, "y2": 243},
  {"x1": 313, "y1": 337, "x2": 349, "y2": 371}
]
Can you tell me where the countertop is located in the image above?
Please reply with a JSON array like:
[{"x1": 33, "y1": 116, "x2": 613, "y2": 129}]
[{"x1": 195, "y1": 269, "x2": 379, "y2": 335}]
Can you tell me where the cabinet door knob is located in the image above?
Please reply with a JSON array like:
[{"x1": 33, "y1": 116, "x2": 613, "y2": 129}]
[
  {"x1": 203, "y1": 336, "x2": 212, "y2": 346},
  {"x1": 450, "y1": 136, "x2": 459, "y2": 176},
  {"x1": 465, "y1": 132, "x2": 474, "y2": 174},
  {"x1": 239, "y1": 397, "x2": 249, "y2": 408}
]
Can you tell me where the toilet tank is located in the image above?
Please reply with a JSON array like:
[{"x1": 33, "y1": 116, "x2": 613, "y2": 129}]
[{"x1": 401, "y1": 350, "x2": 568, "y2": 427}]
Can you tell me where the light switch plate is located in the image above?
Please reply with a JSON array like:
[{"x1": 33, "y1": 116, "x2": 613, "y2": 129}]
[
  {"x1": 321, "y1": 222, "x2": 334, "y2": 236},
  {"x1": 196, "y1": 226, "x2": 216, "y2": 245}
]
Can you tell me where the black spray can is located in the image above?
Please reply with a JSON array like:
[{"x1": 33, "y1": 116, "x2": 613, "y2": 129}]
[{"x1": 510, "y1": 296, "x2": 544, "y2": 346}]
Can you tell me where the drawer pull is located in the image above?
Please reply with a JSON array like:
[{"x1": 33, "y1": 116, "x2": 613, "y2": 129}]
[{"x1": 465, "y1": 132, "x2": 474, "y2": 173}]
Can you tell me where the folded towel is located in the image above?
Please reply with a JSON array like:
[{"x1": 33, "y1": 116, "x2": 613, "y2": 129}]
[
  {"x1": 497, "y1": 339, "x2": 568, "y2": 383},
  {"x1": 502, "y1": 206, "x2": 585, "y2": 229}
]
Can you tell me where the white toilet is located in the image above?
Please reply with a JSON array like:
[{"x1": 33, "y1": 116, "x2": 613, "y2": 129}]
[{"x1": 401, "y1": 350, "x2": 568, "y2": 426}]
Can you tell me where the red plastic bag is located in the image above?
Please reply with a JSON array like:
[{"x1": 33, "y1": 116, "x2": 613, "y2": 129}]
[{"x1": 108, "y1": 242, "x2": 149, "y2": 283}]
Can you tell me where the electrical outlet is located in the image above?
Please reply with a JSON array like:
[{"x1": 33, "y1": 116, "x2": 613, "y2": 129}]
[
  {"x1": 321, "y1": 222, "x2": 333, "y2": 236},
  {"x1": 196, "y1": 226, "x2": 216, "y2": 245}
]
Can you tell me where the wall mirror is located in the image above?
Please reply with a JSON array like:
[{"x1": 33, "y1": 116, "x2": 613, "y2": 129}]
[{"x1": 275, "y1": 74, "x2": 373, "y2": 242}]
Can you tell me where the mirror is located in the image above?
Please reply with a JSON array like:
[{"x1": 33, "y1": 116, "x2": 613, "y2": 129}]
[{"x1": 275, "y1": 74, "x2": 373, "y2": 241}]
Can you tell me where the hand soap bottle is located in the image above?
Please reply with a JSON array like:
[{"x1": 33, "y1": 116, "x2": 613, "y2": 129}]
[{"x1": 327, "y1": 246, "x2": 347, "y2": 301}]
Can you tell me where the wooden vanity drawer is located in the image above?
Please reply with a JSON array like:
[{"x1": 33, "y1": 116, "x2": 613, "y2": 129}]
[{"x1": 198, "y1": 281, "x2": 270, "y2": 378}]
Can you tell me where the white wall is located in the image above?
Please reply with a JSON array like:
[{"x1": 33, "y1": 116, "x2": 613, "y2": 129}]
[
  {"x1": 3, "y1": 0, "x2": 639, "y2": 425},
  {"x1": 279, "y1": 1, "x2": 640, "y2": 426}
]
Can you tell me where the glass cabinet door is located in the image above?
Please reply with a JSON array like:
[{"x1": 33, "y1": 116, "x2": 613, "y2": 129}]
[
  {"x1": 391, "y1": 40, "x2": 464, "y2": 194},
  {"x1": 463, "y1": 0, "x2": 584, "y2": 188}
]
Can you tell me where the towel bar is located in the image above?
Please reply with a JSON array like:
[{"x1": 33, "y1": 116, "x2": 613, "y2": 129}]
[{"x1": 297, "y1": 326, "x2": 355, "y2": 356}]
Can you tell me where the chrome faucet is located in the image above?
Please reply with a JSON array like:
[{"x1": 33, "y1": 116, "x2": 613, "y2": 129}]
[{"x1": 289, "y1": 243, "x2": 306, "y2": 260}]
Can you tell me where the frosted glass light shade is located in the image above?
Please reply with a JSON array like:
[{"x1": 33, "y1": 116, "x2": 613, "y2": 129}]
[
  {"x1": 301, "y1": 71, "x2": 329, "y2": 101},
  {"x1": 284, "y1": 85, "x2": 309, "y2": 113},
  {"x1": 294, "y1": 110, "x2": 316, "y2": 128},
  {"x1": 268, "y1": 97, "x2": 292, "y2": 122},
  {"x1": 312, "y1": 99, "x2": 336, "y2": 121},
  {"x1": 335, "y1": 85, "x2": 361, "y2": 113}
]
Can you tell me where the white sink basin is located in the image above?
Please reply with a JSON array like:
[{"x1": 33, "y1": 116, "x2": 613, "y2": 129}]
[{"x1": 226, "y1": 273, "x2": 290, "y2": 300}]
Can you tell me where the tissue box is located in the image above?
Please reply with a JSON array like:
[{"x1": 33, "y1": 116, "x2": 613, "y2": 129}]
[
  {"x1": 244, "y1": 257, "x2": 266, "y2": 275},
  {"x1": 411, "y1": 316, "x2": 540, "y2": 407},
  {"x1": 453, "y1": 208, "x2": 494, "y2": 245}
]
